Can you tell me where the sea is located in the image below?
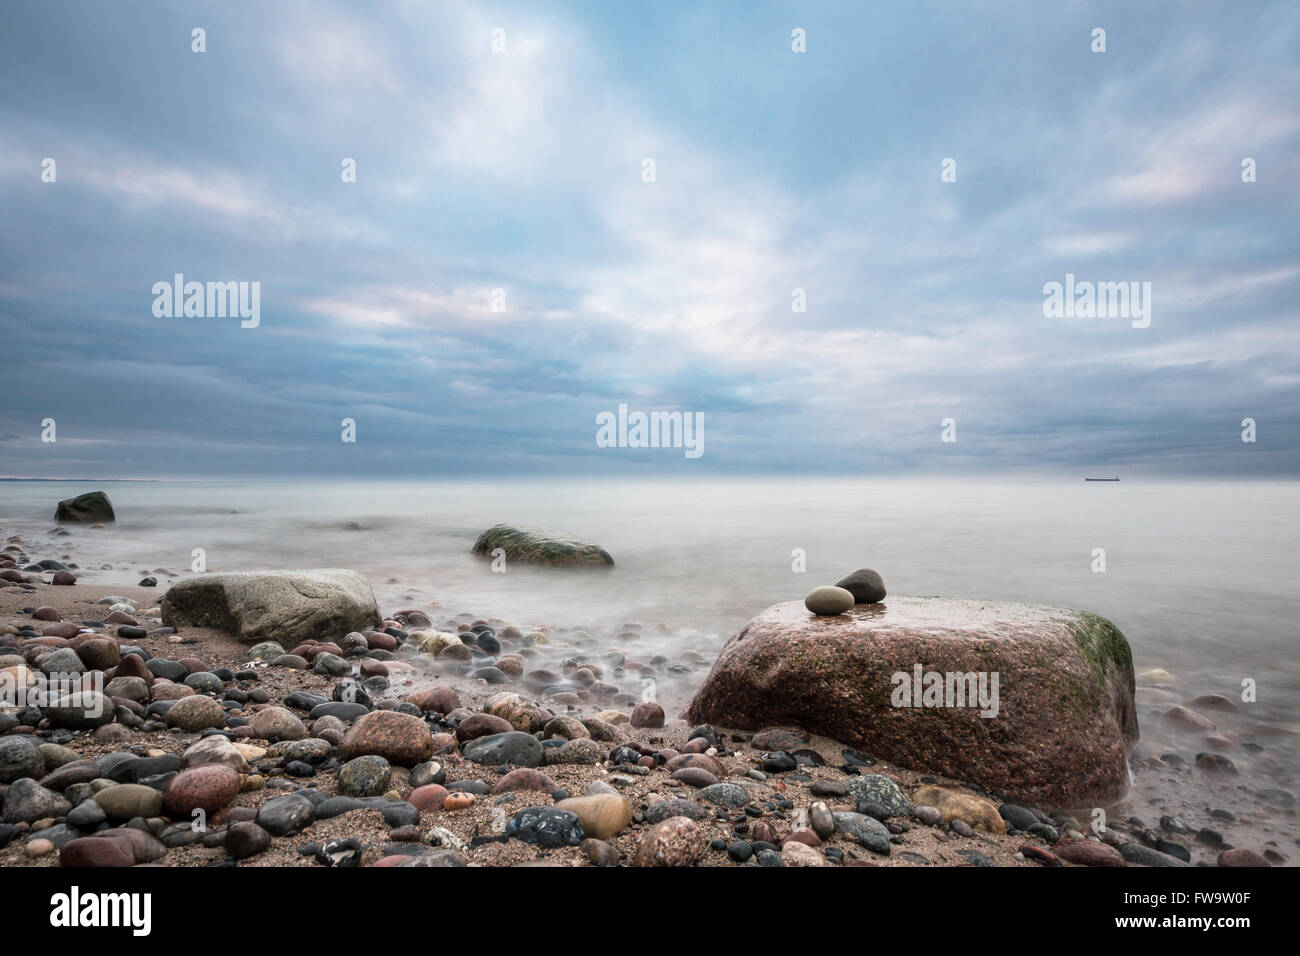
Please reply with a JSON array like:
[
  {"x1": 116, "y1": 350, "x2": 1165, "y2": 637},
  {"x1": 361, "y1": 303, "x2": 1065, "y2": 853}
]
[{"x1": 2, "y1": 477, "x2": 1297, "y2": 854}]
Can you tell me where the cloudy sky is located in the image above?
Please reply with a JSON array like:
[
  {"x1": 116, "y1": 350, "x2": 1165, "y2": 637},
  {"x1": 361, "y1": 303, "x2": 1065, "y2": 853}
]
[{"x1": 1, "y1": 1, "x2": 1297, "y2": 478}]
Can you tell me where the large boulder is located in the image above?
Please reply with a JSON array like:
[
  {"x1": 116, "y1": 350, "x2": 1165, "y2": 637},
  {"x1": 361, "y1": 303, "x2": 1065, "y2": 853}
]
[
  {"x1": 161, "y1": 569, "x2": 381, "y2": 646},
  {"x1": 685, "y1": 597, "x2": 1138, "y2": 806},
  {"x1": 54, "y1": 491, "x2": 115, "y2": 523},
  {"x1": 471, "y1": 524, "x2": 614, "y2": 568}
]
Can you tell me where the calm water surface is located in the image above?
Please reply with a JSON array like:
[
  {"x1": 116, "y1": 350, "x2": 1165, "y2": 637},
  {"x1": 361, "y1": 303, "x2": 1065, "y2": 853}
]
[{"x1": 3, "y1": 477, "x2": 1297, "y2": 852}]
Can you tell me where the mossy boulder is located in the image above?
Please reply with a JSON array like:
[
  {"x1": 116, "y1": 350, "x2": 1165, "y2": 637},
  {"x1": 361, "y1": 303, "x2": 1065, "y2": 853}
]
[
  {"x1": 685, "y1": 596, "x2": 1138, "y2": 806},
  {"x1": 471, "y1": 524, "x2": 614, "y2": 567}
]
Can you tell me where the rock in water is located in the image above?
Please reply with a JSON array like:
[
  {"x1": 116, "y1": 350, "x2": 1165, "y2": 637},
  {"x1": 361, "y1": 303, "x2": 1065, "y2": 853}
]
[
  {"x1": 685, "y1": 596, "x2": 1138, "y2": 806},
  {"x1": 55, "y1": 491, "x2": 115, "y2": 523},
  {"x1": 804, "y1": 586, "x2": 855, "y2": 616},
  {"x1": 835, "y1": 568, "x2": 886, "y2": 603},
  {"x1": 161, "y1": 569, "x2": 382, "y2": 645},
  {"x1": 471, "y1": 524, "x2": 614, "y2": 567}
]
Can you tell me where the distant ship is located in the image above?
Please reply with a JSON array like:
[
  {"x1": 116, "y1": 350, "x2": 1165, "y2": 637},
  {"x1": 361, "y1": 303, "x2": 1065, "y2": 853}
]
[{"x1": 1084, "y1": 476, "x2": 1120, "y2": 481}]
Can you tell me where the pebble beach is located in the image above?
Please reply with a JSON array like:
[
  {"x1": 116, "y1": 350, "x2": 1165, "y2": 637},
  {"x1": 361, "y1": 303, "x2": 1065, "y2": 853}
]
[{"x1": 1, "y1": 506, "x2": 1295, "y2": 869}]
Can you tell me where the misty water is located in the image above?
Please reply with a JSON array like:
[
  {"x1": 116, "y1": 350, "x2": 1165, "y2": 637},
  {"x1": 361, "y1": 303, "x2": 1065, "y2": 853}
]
[{"x1": 3, "y1": 477, "x2": 1297, "y2": 846}]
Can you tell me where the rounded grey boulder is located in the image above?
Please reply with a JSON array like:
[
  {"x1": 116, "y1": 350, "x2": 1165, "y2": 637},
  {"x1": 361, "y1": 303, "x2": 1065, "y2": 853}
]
[{"x1": 161, "y1": 569, "x2": 382, "y2": 646}]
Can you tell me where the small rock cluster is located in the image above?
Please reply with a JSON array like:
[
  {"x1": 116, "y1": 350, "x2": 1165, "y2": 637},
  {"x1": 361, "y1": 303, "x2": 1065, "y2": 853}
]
[{"x1": 804, "y1": 568, "x2": 886, "y2": 616}]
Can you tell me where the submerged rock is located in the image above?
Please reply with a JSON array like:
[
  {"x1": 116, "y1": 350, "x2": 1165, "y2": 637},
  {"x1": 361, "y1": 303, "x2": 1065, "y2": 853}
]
[
  {"x1": 161, "y1": 569, "x2": 382, "y2": 645},
  {"x1": 471, "y1": 524, "x2": 614, "y2": 568},
  {"x1": 686, "y1": 596, "x2": 1138, "y2": 806}
]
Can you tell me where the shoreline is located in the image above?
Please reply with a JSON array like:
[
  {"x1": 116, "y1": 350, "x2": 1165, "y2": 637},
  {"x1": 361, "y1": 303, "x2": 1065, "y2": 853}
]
[
  {"x1": 2, "y1": 582, "x2": 1044, "y2": 868},
  {"x1": 2, "y1": 567, "x2": 1292, "y2": 867}
]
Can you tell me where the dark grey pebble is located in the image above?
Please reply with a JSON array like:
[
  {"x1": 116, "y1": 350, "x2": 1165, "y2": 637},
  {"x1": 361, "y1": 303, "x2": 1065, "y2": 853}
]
[
  {"x1": 999, "y1": 804, "x2": 1039, "y2": 831},
  {"x1": 505, "y1": 807, "x2": 584, "y2": 847}
]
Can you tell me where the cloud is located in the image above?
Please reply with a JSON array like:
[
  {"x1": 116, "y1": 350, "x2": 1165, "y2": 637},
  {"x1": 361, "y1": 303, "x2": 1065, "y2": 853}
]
[{"x1": 0, "y1": 1, "x2": 1297, "y2": 477}]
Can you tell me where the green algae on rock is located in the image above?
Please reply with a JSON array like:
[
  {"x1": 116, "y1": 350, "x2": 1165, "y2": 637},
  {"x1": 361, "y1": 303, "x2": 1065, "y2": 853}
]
[
  {"x1": 471, "y1": 524, "x2": 614, "y2": 567},
  {"x1": 685, "y1": 596, "x2": 1138, "y2": 807}
]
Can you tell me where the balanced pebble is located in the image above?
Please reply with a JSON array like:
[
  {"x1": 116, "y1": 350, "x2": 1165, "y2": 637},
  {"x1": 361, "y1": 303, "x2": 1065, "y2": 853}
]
[{"x1": 804, "y1": 586, "x2": 855, "y2": 616}]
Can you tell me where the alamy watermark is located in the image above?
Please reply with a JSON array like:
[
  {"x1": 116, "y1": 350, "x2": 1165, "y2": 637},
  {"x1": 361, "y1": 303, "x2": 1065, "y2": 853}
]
[
  {"x1": 152, "y1": 273, "x2": 260, "y2": 328},
  {"x1": 1042, "y1": 273, "x2": 1151, "y2": 328},
  {"x1": 595, "y1": 403, "x2": 703, "y2": 459},
  {"x1": 50, "y1": 886, "x2": 151, "y2": 936},
  {"x1": 891, "y1": 664, "x2": 999, "y2": 718},
  {"x1": 1, "y1": 671, "x2": 103, "y2": 714}
]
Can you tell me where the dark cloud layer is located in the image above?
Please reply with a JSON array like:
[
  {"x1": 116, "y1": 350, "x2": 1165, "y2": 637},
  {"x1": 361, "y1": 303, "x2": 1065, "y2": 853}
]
[{"x1": 1, "y1": 1, "x2": 1297, "y2": 478}]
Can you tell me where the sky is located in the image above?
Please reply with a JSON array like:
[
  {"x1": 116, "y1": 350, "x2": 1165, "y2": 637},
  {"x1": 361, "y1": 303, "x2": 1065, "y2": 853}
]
[{"x1": 1, "y1": 0, "x2": 1298, "y2": 479}]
